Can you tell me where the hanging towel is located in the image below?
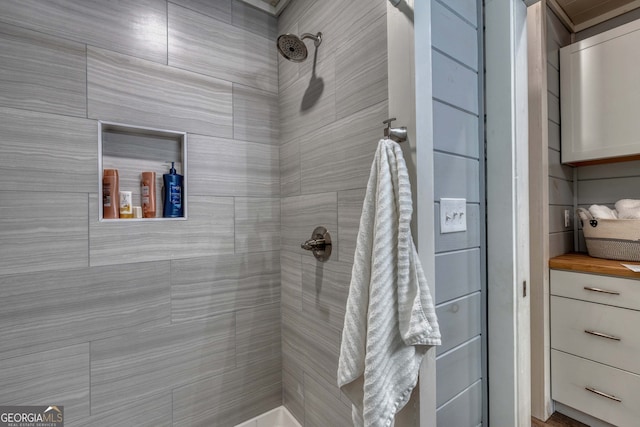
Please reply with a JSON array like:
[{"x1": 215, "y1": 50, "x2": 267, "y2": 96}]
[{"x1": 337, "y1": 139, "x2": 441, "y2": 427}]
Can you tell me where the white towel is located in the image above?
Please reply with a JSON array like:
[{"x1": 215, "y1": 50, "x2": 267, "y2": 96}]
[
  {"x1": 615, "y1": 199, "x2": 640, "y2": 219},
  {"x1": 588, "y1": 204, "x2": 618, "y2": 220},
  {"x1": 338, "y1": 139, "x2": 441, "y2": 427}
]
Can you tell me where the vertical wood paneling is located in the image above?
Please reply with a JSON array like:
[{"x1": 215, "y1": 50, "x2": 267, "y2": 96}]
[
  {"x1": 433, "y1": 50, "x2": 479, "y2": 114},
  {"x1": 435, "y1": 249, "x2": 482, "y2": 304},
  {"x1": 436, "y1": 380, "x2": 483, "y2": 426},
  {"x1": 436, "y1": 293, "x2": 482, "y2": 355},
  {"x1": 432, "y1": 1, "x2": 478, "y2": 70},
  {"x1": 434, "y1": 101, "x2": 480, "y2": 159}
]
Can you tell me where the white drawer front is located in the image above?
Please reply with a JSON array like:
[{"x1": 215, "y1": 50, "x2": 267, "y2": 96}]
[
  {"x1": 552, "y1": 349, "x2": 640, "y2": 427},
  {"x1": 550, "y1": 270, "x2": 640, "y2": 310},
  {"x1": 551, "y1": 296, "x2": 640, "y2": 375}
]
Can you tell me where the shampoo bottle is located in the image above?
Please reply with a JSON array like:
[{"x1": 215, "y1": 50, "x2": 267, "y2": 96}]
[
  {"x1": 163, "y1": 162, "x2": 183, "y2": 218},
  {"x1": 141, "y1": 171, "x2": 156, "y2": 218},
  {"x1": 103, "y1": 169, "x2": 119, "y2": 219}
]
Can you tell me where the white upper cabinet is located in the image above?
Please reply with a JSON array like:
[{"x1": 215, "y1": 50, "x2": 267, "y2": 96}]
[{"x1": 561, "y1": 19, "x2": 640, "y2": 164}]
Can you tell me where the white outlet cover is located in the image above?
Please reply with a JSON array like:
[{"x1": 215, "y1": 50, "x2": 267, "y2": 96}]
[{"x1": 440, "y1": 198, "x2": 467, "y2": 233}]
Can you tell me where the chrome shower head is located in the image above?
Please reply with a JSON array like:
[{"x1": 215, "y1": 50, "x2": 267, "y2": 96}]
[{"x1": 277, "y1": 32, "x2": 322, "y2": 62}]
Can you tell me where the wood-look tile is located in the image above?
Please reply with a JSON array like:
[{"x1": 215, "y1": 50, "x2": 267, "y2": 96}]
[
  {"x1": 169, "y1": 0, "x2": 232, "y2": 23},
  {"x1": 282, "y1": 306, "x2": 341, "y2": 395},
  {"x1": 91, "y1": 314, "x2": 236, "y2": 414},
  {"x1": 236, "y1": 302, "x2": 281, "y2": 366},
  {"x1": 434, "y1": 203, "x2": 481, "y2": 253},
  {"x1": 233, "y1": 83, "x2": 279, "y2": 145},
  {"x1": 235, "y1": 197, "x2": 280, "y2": 253},
  {"x1": 304, "y1": 372, "x2": 352, "y2": 427},
  {"x1": 0, "y1": 107, "x2": 97, "y2": 193},
  {"x1": 434, "y1": 101, "x2": 480, "y2": 159},
  {"x1": 283, "y1": 362, "x2": 305, "y2": 424},
  {"x1": 0, "y1": 0, "x2": 167, "y2": 63},
  {"x1": 0, "y1": 191, "x2": 88, "y2": 275},
  {"x1": 68, "y1": 392, "x2": 172, "y2": 427},
  {"x1": 87, "y1": 47, "x2": 233, "y2": 138},
  {"x1": 434, "y1": 152, "x2": 480, "y2": 203},
  {"x1": 172, "y1": 356, "x2": 282, "y2": 427},
  {"x1": 281, "y1": 192, "x2": 338, "y2": 258},
  {"x1": 335, "y1": 14, "x2": 388, "y2": 120},
  {"x1": 278, "y1": 0, "x2": 317, "y2": 33},
  {"x1": 280, "y1": 139, "x2": 301, "y2": 197},
  {"x1": 281, "y1": 251, "x2": 303, "y2": 311},
  {"x1": 436, "y1": 292, "x2": 482, "y2": 355},
  {"x1": 188, "y1": 134, "x2": 279, "y2": 197},
  {"x1": 0, "y1": 261, "x2": 169, "y2": 359},
  {"x1": 300, "y1": 101, "x2": 388, "y2": 195},
  {"x1": 0, "y1": 23, "x2": 85, "y2": 117},
  {"x1": 169, "y1": 3, "x2": 278, "y2": 93},
  {"x1": 435, "y1": 249, "x2": 481, "y2": 304},
  {"x1": 301, "y1": 257, "x2": 350, "y2": 332},
  {"x1": 337, "y1": 188, "x2": 366, "y2": 264},
  {"x1": 232, "y1": 0, "x2": 277, "y2": 40},
  {"x1": 432, "y1": 0, "x2": 479, "y2": 71},
  {"x1": 0, "y1": 344, "x2": 89, "y2": 423},
  {"x1": 89, "y1": 194, "x2": 235, "y2": 266},
  {"x1": 171, "y1": 251, "x2": 280, "y2": 322},
  {"x1": 279, "y1": 55, "x2": 336, "y2": 145},
  {"x1": 433, "y1": 49, "x2": 479, "y2": 115},
  {"x1": 436, "y1": 336, "x2": 482, "y2": 407}
]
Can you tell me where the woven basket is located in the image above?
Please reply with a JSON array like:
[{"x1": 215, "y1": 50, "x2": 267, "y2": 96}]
[{"x1": 577, "y1": 208, "x2": 640, "y2": 261}]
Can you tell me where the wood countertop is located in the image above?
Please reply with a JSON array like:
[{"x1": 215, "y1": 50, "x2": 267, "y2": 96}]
[{"x1": 549, "y1": 253, "x2": 640, "y2": 279}]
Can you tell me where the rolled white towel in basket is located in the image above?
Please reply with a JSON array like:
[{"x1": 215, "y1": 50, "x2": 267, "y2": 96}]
[
  {"x1": 615, "y1": 199, "x2": 640, "y2": 219},
  {"x1": 588, "y1": 204, "x2": 618, "y2": 220}
]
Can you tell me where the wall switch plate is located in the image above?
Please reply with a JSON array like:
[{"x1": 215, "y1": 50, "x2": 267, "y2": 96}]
[
  {"x1": 564, "y1": 209, "x2": 570, "y2": 228},
  {"x1": 440, "y1": 198, "x2": 467, "y2": 233}
]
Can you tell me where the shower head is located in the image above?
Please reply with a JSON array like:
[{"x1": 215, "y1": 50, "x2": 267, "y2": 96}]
[{"x1": 277, "y1": 32, "x2": 322, "y2": 62}]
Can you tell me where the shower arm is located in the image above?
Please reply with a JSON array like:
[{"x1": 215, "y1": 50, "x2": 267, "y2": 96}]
[{"x1": 300, "y1": 32, "x2": 322, "y2": 47}]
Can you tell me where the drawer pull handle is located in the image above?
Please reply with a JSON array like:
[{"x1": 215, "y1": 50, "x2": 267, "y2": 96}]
[
  {"x1": 584, "y1": 330, "x2": 621, "y2": 341},
  {"x1": 584, "y1": 286, "x2": 620, "y2": 295},
  {"x1": 585, "y1": 387, "x2": 622, "y2": 403}
]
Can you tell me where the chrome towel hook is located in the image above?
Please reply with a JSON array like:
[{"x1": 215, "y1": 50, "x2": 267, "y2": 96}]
[{"x1": 383, "y1": 118, "x2": 407, "y2": 143}]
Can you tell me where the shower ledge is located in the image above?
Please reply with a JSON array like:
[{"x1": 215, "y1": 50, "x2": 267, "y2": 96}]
[{"x1": 234, "y1": 406, "x2": 301, "y2": 427}]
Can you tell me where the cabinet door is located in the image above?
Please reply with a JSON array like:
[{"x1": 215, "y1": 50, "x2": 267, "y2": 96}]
[{"x1": 561, "y1": 19, "x2": 640, "y2": 164}]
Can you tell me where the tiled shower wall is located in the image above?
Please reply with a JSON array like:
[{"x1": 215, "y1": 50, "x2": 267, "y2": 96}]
[
  {"x1": 0, "y1": 1, "x2": 281, "y2": 425},
  {"x1": 277, "y1": 0, "x2": 389, "y2": 425}
]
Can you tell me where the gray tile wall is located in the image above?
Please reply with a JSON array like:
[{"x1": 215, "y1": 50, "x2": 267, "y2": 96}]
[
  {"x1": 431, "y1": 0, "x2": 485, "y2": 425},
  {"x1": 0, "y1": 1, "x2": 280, "y2": 425},
  {"x1": 277, "y1": 0, "x2": 388, "y2": 425}
]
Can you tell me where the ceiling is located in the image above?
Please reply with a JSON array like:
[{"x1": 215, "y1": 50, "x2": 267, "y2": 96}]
[{"x1": 548, "y1": 0, "x2": 640, "y2": 32}]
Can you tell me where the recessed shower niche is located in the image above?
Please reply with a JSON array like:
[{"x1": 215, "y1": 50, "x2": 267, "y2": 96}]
[{"x1": 98, "y1": 121, "x2": 188, "y2": 221}]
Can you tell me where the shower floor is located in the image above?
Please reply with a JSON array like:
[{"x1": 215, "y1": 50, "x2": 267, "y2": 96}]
[{"x1": 234, "y1": 406, "x2": 301, "y2": 427}]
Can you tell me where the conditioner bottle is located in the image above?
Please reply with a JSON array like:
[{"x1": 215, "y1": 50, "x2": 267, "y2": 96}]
[{"x1": 163, "y1": 162, "x2": 183, "y2": 218}]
